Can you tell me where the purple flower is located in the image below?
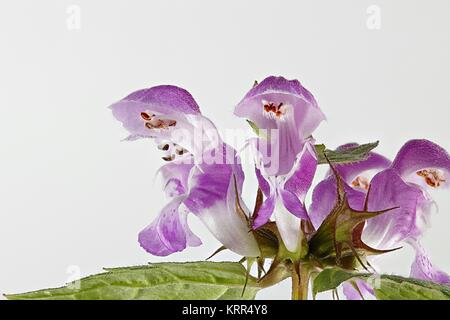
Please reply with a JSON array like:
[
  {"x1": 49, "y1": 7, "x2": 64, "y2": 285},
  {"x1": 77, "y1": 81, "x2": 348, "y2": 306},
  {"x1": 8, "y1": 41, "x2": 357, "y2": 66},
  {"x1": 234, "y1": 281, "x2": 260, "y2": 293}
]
[
  {"x1": 111, "y1": 85, "x2": 260, "y2": 257},
  {"x1": 235, "y1": 76, "x2": 325, "y2": 252},
  {"x1": 309, "y1": 139, "x2": 450, "y2": 298},
  {"x1": 235, "y1": 76, "x2": 325, "y2": 176},
  {"x1": 110, "y1": 85, "x2": 220, "y2": 163}
]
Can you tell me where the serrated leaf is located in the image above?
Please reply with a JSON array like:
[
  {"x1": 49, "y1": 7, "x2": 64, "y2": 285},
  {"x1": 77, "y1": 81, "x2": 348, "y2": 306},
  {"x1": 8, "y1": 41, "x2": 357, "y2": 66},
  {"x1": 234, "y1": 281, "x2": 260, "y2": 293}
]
[
  {"x1": 5, "y1": 261, "x2": 260, "y2": 300},
  {"x1": 313, "y1": 267, "x2": 450, "y2": 300},
  {"x1": 316, "y1": 142, "x2": 379, "y2": 165}
]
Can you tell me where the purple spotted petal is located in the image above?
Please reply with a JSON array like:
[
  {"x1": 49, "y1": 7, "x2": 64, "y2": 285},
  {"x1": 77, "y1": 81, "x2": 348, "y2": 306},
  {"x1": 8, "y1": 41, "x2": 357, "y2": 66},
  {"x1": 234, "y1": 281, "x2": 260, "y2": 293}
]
[
  {"x1": 309, "y1": 176, "x2": 366, "y2": 229},
  {"x1": 115, "y1": 85, "x2": 200, "y2": 114},
  {"x1": 253, "y1": 194, "x2": 276, "y2": 229},
  {"x1": 284, "y1": 142, "x2": 318, "y2": 200},
  {"x1": 364, "y1": 169, "x2": 429, "y2": 249},
  {"x1": 110, "y1": 85, "x2": 221, "y2": 158},
  {"x1": 234, "y1": 76, "x2": 325, "y2": 138},
  {"x1": 110, "y1": 85, "x2": 200, "y2": 138},
  {"x1": 392, "y1": 139, "x2": 450, "y2": 178},
  {"x1": 342, "y1": 280, "x2": 375, "y2": 300},
  {"x1": 158, "y1": 162, "x2": 194, "y2": 197},
  {"x1": 410, "y1": 241, "x2": 450, "y2": 285},
  {"x1": 138, "y1": 197, "x2": 201, "y2": 256}
]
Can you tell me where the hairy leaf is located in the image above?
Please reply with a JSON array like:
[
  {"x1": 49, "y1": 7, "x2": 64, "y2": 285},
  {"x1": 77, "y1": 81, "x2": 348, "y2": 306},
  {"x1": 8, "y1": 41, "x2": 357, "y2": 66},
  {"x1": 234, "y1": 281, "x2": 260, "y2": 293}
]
[
  {"x1": 316, "y1": 142, "x2": 379, "y2": 165},
  {"x1": 313, "y1": 268, "x2": 450, "y2": 300},
  {"x1": 5, "y1": 261, "x2": 260, "y2": 300}
]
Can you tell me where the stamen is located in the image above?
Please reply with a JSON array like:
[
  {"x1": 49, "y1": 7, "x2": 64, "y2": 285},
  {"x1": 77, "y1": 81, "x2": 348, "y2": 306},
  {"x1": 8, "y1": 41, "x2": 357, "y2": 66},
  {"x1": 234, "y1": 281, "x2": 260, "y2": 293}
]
[
  {"x1": 262, "y1": 101, "x2": 287, "y2": 119},
  {"x1": 162, "y1": 155, "x2": 175, "y2": 162},
  {"x1": 158, "y1": 143, "x2": 170, "y2": 151},
  {"x1": 416, "y1": 169, "x2": 446, "y2": 188},
  {"x1": 351, "y1": 176, "x2": 370, "y2": 190},
  {"x1": 144, "y1": 117, "x2": 177, "y2": 130},
  {"x1": 140, "y1": 112, "x2": 152, "y2": 121},
  {"x1": 175, "y1": 147, "x2": 186, "y2": 156}
]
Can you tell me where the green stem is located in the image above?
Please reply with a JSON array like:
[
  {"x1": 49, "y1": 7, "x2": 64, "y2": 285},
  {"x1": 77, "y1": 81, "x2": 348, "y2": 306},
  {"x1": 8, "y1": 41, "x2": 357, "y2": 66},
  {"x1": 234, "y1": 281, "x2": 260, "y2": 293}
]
[{"x1": 291, "y1": 264, "x2": 310, "y2": 300}]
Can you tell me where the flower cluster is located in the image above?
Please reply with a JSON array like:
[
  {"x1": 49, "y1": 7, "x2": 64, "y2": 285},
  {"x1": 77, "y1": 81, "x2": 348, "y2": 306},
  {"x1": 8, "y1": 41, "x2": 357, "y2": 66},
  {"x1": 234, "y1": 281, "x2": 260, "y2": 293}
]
[{"x1": 111, "y1": 76, "x2": 450, "y2": 299}]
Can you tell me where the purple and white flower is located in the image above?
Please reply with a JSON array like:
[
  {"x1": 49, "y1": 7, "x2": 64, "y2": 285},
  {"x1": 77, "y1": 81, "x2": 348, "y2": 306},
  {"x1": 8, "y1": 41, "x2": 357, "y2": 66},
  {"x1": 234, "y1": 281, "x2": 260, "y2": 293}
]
[
  {"x1": 111, "y1": 85, "x2": 260, "y2": 257},
  {"x1": 235, "y1": 76, "x2": 325, "y2": 252},
  {"x1": 309, "y1": 139, "x2": 450, "y2": 298}
]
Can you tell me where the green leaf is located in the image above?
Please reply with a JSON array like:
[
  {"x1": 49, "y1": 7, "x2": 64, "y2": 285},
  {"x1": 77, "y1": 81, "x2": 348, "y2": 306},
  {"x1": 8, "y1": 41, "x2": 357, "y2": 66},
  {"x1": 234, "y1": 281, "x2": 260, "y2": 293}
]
[
  {"x1": 312, "y1": 268, "x2": 361, "y2": 296},
  {"x1": 5, "y1": 261, "x2": 260, "y2": 300},
  {"x1": 246, "y1": 120, "x2": 268, "y2": 139},
  {"x1": 316, "y1": 141, "x2": 379, "y2": 165},
  {"x1": 313, "y1": 268, "x2": 450, "y2": 300}
]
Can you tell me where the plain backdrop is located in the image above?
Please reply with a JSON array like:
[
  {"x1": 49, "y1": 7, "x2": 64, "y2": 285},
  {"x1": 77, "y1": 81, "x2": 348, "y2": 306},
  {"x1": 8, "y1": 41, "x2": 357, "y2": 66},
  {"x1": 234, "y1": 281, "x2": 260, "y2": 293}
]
[{"x1": 1, "y1": 0, "x2": 449, "y2": 299}]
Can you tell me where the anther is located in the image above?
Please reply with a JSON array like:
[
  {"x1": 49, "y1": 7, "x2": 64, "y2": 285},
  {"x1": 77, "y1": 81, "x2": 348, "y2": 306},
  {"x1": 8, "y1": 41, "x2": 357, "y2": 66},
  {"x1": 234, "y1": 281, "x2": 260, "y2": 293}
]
[
  {"x1": 175, "y1": 147, "x2": 186, "y2": 156},
  {"x1": 158, "y1": 144, "x2": 170, "y2": 151},
  {"x1": 140, "y1": 112, "x2": 152, "y2": 121},
  {"x1": 351, "y1": 176, "x2": 370, "y2": 190},
  {"x1": 416, "y1": 169, "x2": 446, "y2": 188},
  {"x1": 162, "y1": 155, "x2": 175, "y2": 162}
]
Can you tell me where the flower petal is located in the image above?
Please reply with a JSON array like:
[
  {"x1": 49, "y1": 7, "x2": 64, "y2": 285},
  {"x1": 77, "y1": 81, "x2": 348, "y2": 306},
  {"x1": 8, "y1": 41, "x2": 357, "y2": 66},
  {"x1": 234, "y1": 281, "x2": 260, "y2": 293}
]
[
  {"x1": 251, "y1": 117, "x2": 304, "y2": 176},
  {"x1": 110, "y1": 85, "x2": 220, "y2": 158},
  {"x1": 279, "y1": 189, "x2": 309, "y2": 220},
  {"x1": 183, "y1": 146, "x2": 260, "y2": 257},
  {"x1": 284, "y1": 142, "x2": 318, "y2": 200},
  {"x1": 274, "y1": 195, "x2": 302, "y2": 252},
  {"x1": 255, "y1": 167, "x2": 271, "y2": 197},
  {"x1": 392, "y1": 139, "x2": 450, "y2": 178},
  {"x1": 410, "y1": 241, "x2": 450, "y2": 285},
  {"x1": 114, "y1": 85, "x2": 200, "y2": 115},
  {"x1": 157, "y1": 162, "x2": 194, "y2": 197},
  {"x1": 392, "y1": 139, "x2": 450, "y2": 190},
  {"x1": 138, "y1": 197, "x2": 201, "y2": 256},
  {"x1": 364, "y1": 169, "x2": 428, "y2": 249},
  {"x1": 234, "y1": 76, "x2": 325, "y2": 138},
  {"x1": 342, "y1": 280, "x2": 375, "y2": 300},
  {"x1": 308, "y1": 176, "x2": 366, "y2": 229},
  {"x1": 110, "y1": 85, "x2": 200, "y2": 138},
  {"x1": 253, "y1": 194, "x2": 276, "y2": 229}
]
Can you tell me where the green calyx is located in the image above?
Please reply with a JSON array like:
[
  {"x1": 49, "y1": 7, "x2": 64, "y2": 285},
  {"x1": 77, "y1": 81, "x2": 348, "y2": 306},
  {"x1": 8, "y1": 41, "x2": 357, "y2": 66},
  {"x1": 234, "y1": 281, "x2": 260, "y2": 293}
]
[
  {"x1": 307, "y1": 163, "x2": 400, "y2": 270},
  {"x1": 238, "y1": 153, "x2": 400, "y2": 299}
]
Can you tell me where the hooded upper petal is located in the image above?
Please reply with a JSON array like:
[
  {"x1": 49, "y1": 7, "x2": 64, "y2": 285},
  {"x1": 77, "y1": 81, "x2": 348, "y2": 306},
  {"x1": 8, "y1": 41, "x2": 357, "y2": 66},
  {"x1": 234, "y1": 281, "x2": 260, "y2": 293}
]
[
  {"x1": 110, "y1": 85, "x2": 220, "y2": 159},
  {"x1": 392, "y1": 139, "x2": 450, "y2": 190},
  {"x1": 234, "y1": 76, "x2": 325, "y2": 138},
  {"x1": 235, "y1": 76, "x2": 325, "y2": 176},
  {"x1": 110, "y1": 85, "x2": 200, "y2": 137}
]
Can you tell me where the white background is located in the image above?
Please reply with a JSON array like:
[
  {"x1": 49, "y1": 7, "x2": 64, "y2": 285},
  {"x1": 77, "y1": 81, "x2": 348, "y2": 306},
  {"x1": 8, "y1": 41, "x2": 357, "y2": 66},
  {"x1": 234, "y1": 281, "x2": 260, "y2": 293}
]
[{"x1": 1, "y1": 0, "x2": 449, "y2": 299}]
